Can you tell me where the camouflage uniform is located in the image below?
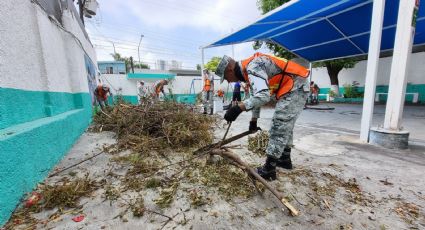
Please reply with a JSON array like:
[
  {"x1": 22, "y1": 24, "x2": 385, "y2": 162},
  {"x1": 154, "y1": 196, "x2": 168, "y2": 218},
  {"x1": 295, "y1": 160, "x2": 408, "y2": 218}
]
[{"x1": 242, "y1": 55, "x2": 308, "y2": 159}]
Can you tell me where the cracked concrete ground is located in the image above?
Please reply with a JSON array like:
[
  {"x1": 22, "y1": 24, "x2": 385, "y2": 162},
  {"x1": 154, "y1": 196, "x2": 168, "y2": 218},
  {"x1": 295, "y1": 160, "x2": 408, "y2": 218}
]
[{"x1": 6, "y1": 104, "x2": 425, "y2": 230}]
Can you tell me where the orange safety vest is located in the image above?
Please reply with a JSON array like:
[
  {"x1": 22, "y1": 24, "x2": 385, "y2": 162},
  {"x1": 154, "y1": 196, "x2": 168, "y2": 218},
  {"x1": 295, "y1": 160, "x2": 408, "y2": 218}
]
[
  {"x1": 240, "y1": 52, "x2": 310, "y2": 99},
  {"x1": 203, "y1": 79, "x2": 211, "y2": 92},
  {"x1": 96, "y1": 85, "x2": 108, "y2": 100},
  {"x1": 154, "y1": 81, "x2": 165, "y2": 95}
]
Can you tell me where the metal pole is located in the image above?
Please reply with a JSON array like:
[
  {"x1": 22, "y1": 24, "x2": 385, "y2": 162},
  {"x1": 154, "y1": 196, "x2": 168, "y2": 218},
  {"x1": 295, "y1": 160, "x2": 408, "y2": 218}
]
[
  {"x1": 111, "y1": 41, "x2": 116, "y2": 55},
  {"x1": 309, "y1": 62, "x2": 313, "y2": 83},
  {"x1": 138, "y1": 35, "x2": 144, "y2": 65},
  {"x1": 359, "y1": 0, "x2": 386, "y2": 142},
  {"x1": 231, "y1": 28, "x2": 235, "y2": 58},
  {"x1": 201, "y1": 47, "x2": 205, "y2": 72}
]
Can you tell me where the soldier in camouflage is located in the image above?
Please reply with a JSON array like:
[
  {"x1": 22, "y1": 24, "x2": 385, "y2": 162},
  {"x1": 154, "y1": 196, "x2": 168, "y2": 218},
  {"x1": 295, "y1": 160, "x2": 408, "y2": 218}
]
[{"x1": 215, "y1": 53, "x2": 309, "y2": 181}]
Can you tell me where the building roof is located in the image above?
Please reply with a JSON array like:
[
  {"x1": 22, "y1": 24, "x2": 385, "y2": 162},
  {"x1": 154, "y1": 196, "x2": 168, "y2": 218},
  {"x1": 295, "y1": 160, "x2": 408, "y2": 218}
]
[
  {"x1": 98, "y1": 61, "x2": 126, "y2": 65},
  {"x1": 169, "y1": 69, "x2": 201, "y2": 76}
]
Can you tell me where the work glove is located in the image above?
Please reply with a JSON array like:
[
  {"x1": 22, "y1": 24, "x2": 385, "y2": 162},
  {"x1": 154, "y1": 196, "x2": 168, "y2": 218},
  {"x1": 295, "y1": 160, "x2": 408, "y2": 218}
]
[
  {"x1": 224, "y1": 105, "x2": 242, "y2": 122},
  {"x1": 249, "y1": 120, "x2": 258, "y2": 133}
]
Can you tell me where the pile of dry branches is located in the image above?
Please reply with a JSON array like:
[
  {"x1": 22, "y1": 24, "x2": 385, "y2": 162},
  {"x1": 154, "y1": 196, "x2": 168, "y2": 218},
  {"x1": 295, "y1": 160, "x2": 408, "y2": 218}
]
[{"x1": 93, "y1": 101, "x2": 215, "y2": 154}]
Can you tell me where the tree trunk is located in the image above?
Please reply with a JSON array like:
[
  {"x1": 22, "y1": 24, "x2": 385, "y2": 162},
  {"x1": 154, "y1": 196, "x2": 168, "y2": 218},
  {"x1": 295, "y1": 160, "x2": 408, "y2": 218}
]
[{"x1": 326, "y1": 64, "x2": 343, "y2": 96}]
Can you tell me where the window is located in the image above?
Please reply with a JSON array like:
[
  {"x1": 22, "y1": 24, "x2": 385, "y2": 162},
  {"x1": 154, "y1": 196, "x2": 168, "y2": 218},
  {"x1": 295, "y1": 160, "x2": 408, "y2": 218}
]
[{"x1": 106, "y1": 66, "x2": 114, "y2": 74}]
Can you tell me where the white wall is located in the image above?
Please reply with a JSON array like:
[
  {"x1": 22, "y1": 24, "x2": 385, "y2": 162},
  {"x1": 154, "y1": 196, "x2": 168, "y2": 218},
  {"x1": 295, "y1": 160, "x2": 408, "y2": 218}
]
[
  {"x1": 101, "y1": 74, "x2": 138, "y2": 96},
  {"x1": 311, "y1": 52, "x2": 425, "y2": 88},
  {"x1": 0, "y1": 0, "x2": 45, "y2": 91},
  {"x1": 101, "y1": 74, "x2": 232, "y2": 97},
  {"x1": 171, "y1": 75, "x2": 231, "y2": 95},
  {"x1": 0, "y1": 0, "x2": 97, "y2": 94}
]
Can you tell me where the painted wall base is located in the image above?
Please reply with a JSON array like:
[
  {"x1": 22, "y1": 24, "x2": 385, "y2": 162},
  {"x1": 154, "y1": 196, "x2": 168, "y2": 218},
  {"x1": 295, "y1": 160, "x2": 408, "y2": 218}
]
[
  {"x1": 0, "y1": 106, "x2": 91, "y2": 225},
  {"x1": 369, "y1": 127, "x2": 409, "y2": 149}
]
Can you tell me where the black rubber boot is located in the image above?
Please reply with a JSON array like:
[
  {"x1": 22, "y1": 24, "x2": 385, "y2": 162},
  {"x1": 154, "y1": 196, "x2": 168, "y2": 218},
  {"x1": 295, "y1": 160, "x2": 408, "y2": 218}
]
[
  {"x1": 210, "y1": 108, "x2": 213, "y2": 115},
  {"x1": 257, "y1": 156, "x2": 277, "y2": 181},
  {"x1": 203, "y1": 108, "x2": 207, "y2": 114},
  {"x1": 276, "y1": 148, "x2": 293, "y2": 170}
]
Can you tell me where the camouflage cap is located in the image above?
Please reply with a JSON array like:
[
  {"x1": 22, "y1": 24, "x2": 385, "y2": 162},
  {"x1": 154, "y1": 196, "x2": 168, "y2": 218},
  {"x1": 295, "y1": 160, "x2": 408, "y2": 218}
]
[{"x1": 215, "y1": 55, "x2": 233, "y2": 83}]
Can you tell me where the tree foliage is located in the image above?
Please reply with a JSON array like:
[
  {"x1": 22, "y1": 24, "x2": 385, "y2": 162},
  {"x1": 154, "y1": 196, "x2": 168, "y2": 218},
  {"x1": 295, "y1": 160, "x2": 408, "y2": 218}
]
[
  {"x1": 313, "y1": 58, "x2": 358, "y2": 86},
  {"x1": 204, "y1": 57, "x2": 222, "y2": 72},
  {"x1": 134, "y1": 63, "x2": 150, "y2": 69},
  {"x1": 111, "y1": 53, "x2": 150, "y2": 71}
]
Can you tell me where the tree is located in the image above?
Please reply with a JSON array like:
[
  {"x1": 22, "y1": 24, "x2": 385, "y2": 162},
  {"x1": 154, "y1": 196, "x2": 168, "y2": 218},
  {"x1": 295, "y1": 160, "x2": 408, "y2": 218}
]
[
  {"x1": 255, "y1": 0, "x2": 359, "y2": 96},
  {"x1": 134, "y1": 63, "x2": 150, "y2": 69},
  {"x1": 110, "y1": 53, "x2": 151, "y2": 72},
  {"x1": 313, "y1": 59, "x2": 358, "y2": 95},
  {"x1": 204, "y1": 57, "x2": 222, "y2": 72},
  {"x1": 111, "y1": 53, "x2": 129, "y2": 72},
  {"x1": 196, "y1": 64, "x2": 202, "y2": 71}
]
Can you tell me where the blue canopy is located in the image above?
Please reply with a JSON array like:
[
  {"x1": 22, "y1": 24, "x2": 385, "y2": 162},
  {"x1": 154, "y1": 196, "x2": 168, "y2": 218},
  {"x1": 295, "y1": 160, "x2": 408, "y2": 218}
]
[{"x1": 206, "y1": 0, "x2": 425, "y2": 62}]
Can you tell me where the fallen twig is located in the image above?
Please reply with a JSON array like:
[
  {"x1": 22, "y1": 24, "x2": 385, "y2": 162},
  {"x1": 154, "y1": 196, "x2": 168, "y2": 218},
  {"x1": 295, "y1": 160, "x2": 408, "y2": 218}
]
[
  {"x1": 100, "y1": 109, "x2": 112, "y2": 119},
  {"x1": 323, "y1": 198, "x2": 332, "y2": 210},
  {"x1": 146, "y1": 209, "x2": 173, "y2": 221},
  {"x1": 306, "y1": 193, "x2": 324, "y2": 211},
  {"x1": 211, "y1": 148, "x2": 299, "y2": 216},
  {"x1": 160, "y1": 212, "x2": 179, "y2": 230},
  {"x1": 48, "y1": 151, "x2": 105, "y2": 177},
  {"x1": 290, "y1": 193, "x2": 306, "y2": 206}
]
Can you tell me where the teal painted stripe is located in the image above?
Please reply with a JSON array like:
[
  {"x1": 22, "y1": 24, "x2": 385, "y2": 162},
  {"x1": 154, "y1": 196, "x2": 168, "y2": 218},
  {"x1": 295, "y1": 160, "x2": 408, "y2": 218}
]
[
  {"x1": 0, "y1": 87, "x2": 91, "y2": 130},
  {"x1": 127, "y1": 73, "x2": 176, "y2": 79},
  {"x1": 106, "y1": 95, "x2": 139, "y2": 105},
  {"x1": 317, "y1": 84, "x2": 425, "y2": 103},
  {"x1": 0, "y1": 93, "x2": 92, "y2": 225}
]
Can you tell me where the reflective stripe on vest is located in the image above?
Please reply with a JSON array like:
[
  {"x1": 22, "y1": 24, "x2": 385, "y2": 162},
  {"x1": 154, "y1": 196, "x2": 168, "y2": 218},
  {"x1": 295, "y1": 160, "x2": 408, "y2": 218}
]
[{"x1": 241, "y1": 52, "x2": 309, "y2": 99}]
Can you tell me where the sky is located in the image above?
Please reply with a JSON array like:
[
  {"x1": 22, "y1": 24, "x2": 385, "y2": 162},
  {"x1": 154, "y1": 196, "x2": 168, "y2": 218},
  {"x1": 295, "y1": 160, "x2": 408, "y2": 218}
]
[{"x1": 85, "y1": 0, "x2": 269, "y2": 69}]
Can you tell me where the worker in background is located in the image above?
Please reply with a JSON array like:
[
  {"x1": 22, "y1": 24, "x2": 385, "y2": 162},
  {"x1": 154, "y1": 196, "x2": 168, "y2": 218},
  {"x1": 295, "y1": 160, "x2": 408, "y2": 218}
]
[
  {"x1": 202, "y1": 69, "x2": 214, "y2": 115},
  {"x1": 312, "y1": 83, "x2": 320, "y2": 104},
  {"x1": 216, "y1": 88, "x2": 225, "y2": 104},
  {"x1": 152, "y1": 79, "x2": 169, "y2": 100},
  {"x1": 232, "y1": 81, "x2": 242, "y2": 106},
  {"x1": 215, "y1": 52, "x2": 310, "y2": 181},
  {"x1": 138, "y1": 81, "x2": 147, "y2": 103},
  {"x1": 94, "y1": 84, "x2": 112, "y2": 109},
  {"x1": 308, "y1": 81, "x2": 320, "y2": 105}
]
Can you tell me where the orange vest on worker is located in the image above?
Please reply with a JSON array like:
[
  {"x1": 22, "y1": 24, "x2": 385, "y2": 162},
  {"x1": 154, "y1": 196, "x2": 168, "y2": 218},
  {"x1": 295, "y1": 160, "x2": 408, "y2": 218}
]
[
  {"x1": 203, "y1": 78, "x2": 211, "y2": 92},
  {"x1": 96, "y1": 85, "x2": 108, "y2": 100},
  {"x1": 240, "y1": 53, "x2": 310, "y2": 99},
  {"x1": 154, "y1": 81, "x2": 165, "y2": 95}
]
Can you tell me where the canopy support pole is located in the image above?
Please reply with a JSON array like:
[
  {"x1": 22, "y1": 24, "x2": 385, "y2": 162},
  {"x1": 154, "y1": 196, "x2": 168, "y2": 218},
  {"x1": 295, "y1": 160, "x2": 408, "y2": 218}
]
[
  {"x1": 201, "y1": 47, "x2": 205, "y2": 73},
  {"x1": 369, "y1": 0, "x2": 419, "y2": 149},
  {"x1": 360, "y1": 0, "x2": 386, "y2": 142},
  {"x1": 384, "y1": 0, "x2": 417, "y2": 130}
]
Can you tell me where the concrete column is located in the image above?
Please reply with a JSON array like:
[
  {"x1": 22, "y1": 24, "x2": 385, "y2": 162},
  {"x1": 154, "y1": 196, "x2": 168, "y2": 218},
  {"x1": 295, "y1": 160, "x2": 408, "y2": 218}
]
[
  {"x1": 360, "y1": 0, "x2": 386, "y2": 142},
  {"x1": 370, "y1": 0, "x2": 419, "y2": 149},
  {"x1": 384, "y1": 0, "x2": 418, "y2": 130}
]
